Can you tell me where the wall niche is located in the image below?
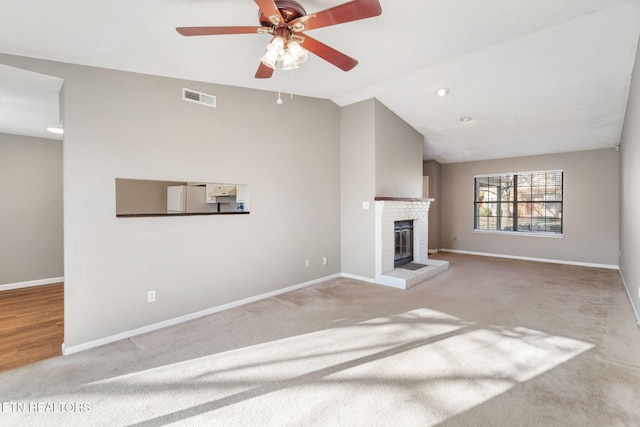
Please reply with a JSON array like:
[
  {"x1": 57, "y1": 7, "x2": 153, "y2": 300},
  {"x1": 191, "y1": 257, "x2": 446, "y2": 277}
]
[{"x1": 115, "y1": 178, "x2": 250, "y2": 217}]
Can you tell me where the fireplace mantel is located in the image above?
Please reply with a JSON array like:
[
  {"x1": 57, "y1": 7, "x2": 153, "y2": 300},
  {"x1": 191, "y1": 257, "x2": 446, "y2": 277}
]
[{"x1": 374, "y1": 197, "x2": 432, "y2": 202}]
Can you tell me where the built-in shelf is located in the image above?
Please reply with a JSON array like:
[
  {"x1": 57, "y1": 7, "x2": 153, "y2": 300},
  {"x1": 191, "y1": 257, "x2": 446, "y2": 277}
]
[{"x1": 117, "y1": 211, "x2": 250, "y2": 218}]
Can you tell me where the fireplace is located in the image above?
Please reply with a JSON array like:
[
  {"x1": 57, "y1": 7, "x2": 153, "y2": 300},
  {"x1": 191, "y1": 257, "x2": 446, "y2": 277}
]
[
  {"x1": 394, "y1": 220, "x2": 414, "y2": 267},
  {"x1": 374, "y1": 197, "x2": 430, "y2": 277},
  {"x1": 374, "y1": 197, "x2": 449, "y2": 289}
]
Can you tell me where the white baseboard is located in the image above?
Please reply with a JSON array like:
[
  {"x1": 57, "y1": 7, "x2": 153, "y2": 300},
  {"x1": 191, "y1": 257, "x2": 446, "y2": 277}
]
[
  {"x1": 62, "y1": 273, "x2": 342, "y2": 356},
  {"x1": 0, "y1": 277, "x2": 64, "y2": 292},
  {"x1": 340, "y1": 272, "x2": 376, "y2": 283},
  {"x1": 619, "y1": 271, "x2": 640, "y2": 327},
  {"x1": 440, "y1": 249, "x2": 619, "y2": 270}
]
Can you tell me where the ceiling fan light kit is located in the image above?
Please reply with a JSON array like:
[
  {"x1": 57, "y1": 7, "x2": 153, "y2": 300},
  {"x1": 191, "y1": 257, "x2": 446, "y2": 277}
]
[
  {"x1": 176, "y1": 0, "x2": 382, "y2": 79},
  {"x1": 280, "y1": 40, "x2": 308, "y2": 70},
  {"x1": 260, "y1": 36, "x2": 285, "y2": 69},
  {"x1": 259, "y1": 34, "x2": 308, "y2": 71}
]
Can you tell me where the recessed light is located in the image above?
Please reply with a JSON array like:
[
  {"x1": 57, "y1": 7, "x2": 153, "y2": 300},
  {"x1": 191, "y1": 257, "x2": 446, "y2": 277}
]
[
  {"x1": 459, "y1": 116, "x2": 473, "y2": 123},
  {"x1": 436, "y1": 88, "x2": 450, "y2": 97},
  {"x1": 46, "y1": 127, "x2": 64, "y2": 134}
]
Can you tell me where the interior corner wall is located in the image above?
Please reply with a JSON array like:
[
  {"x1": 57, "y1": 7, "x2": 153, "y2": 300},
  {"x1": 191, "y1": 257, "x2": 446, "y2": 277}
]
[
  {"x1": 0, "y1": 133, "x2": 63, "y2": 285},
  {"x1": 340, "y1": 99, "x2": 376, "y2": 279},
  {"x1": 339, "y1": 99, "x2": 424, "y2": 279},
  {"x1": 374, "y1": 100, "x2": 423, "y2": 198},
  {"x1": 423, "y1": 160, "x2": 441, "y2": 251},
  {"x1": 440, "y1": 148, "x2": 619, "y2": 266},
  {"x1": 0, "y1": 54, "x2": 342, "y2": 349},
  {"x1": 619, "y1": 35, "x2": 640, "y2": 322}
]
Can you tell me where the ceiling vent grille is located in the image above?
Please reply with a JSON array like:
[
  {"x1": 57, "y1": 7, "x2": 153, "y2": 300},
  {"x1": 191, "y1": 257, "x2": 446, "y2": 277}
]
[{"x1": 182, "y1": 88, "x2": 216, "y2": 108}]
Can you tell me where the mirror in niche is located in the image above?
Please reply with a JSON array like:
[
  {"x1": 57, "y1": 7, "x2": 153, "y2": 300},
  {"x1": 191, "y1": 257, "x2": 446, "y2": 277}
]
[{"x1": 115, "y1": 178, "x2": 250, "y2": 217}]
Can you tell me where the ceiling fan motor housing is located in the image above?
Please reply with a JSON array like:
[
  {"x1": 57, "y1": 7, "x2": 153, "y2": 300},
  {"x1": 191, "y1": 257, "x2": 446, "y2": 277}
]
[
  {"x1": 258, "y1": 0, "x2": 306, "y2": 27},
  {"x1": 177, "y1": 0, "x2": 383, "y2": 78}
]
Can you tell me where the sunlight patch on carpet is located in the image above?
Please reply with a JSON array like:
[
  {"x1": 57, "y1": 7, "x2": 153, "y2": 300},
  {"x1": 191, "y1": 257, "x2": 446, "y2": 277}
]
[{"x1": 52, "y1": 309, "x2": 592, "y2": 426}]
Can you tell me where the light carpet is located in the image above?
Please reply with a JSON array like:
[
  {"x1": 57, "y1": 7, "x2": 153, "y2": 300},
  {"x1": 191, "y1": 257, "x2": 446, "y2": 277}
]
[{"x1": 0, "y1": 253, "x2": 639, "y2": 426}]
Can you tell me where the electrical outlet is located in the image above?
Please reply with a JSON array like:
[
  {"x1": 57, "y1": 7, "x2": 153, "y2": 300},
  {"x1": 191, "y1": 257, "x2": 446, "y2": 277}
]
[
  {"x1": 305, "y1": 259, "x2": 310, "y2": 268},
  {"x1": 147, "y1": 290, "x2": 156, "y2": 303},
  {"x1": 322, "y1": 255, "x2": 328, "y2": 267},
  {"x1": 638, "y1": 287, "x2": 640, "y2": 299},
  {"x1": 362, "y1": 201, "x2": 370, "y2": 210}
]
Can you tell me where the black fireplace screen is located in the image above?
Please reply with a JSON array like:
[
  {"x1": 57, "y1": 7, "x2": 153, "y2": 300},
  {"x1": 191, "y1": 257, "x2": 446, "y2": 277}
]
[{"x1": 394, "y1": 220, "x2": 414, "y2": 267}]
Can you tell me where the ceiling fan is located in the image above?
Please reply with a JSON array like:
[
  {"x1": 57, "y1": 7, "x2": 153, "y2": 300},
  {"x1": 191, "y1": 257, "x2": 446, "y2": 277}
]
[{"x1": 176, "y1": 0, "x2": 382, "y2": 79}]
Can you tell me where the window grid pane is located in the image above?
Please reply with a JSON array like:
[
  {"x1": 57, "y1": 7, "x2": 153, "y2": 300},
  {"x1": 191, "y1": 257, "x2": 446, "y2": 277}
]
[{"x1": 474, "y1": 171, "x2": 563, "y2": 235}]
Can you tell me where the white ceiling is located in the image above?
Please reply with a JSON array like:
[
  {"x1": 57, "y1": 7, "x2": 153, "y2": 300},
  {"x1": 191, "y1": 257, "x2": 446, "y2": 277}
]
[
  {"x1": 1, "y1": 0, "x2": 639, "y2": 162},
  {"x1": 0, "y1": 65, "x2": 63, "y2": 141}
]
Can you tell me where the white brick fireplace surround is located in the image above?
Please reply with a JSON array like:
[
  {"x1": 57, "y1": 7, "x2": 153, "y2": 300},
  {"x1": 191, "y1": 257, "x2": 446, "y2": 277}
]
[{"x1": 374, "y1": 197, "x2": 449, "y2": 289}]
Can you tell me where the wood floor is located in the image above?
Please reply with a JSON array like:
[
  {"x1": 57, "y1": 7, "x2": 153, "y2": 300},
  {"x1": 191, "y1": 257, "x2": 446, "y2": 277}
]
[{"x1": 0, "y1": 283, "x2": 64, "y2": 373}]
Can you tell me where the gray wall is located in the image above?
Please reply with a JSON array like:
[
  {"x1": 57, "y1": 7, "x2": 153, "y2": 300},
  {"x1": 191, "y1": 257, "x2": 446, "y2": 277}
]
[
  {"x1": 0, "y1": 54, "x2": 341, "y2": 348},
  {"x1": 340, "y1": 99, "x2": 423, "y2": 279},
  {"x1": 340, "y1": 99, "x2": 376, "y2": 278},
  {"x1": 423, "y1": 160, "x2": 441, "y2": 251},
  {"x1": 619, "y1": 36, "x2": 640, "y2": 321},
  {"x1": 374, "y1": 100, "x2": 423, "y2": 198},
  {"x1": 441, "y1": 148, "x2": 619, "y2": 266},
  {"x1": 0, "y1": 133, "x2": 63, "y2": 285},
  {"x1": 115, "y1": 179, "x2": 184, "y2": 215}
]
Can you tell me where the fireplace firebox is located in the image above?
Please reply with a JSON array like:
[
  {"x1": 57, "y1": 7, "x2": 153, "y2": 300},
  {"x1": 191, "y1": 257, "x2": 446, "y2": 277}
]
[{"x1": 394, "y1": 220, "x2": 414, "y2": 267}]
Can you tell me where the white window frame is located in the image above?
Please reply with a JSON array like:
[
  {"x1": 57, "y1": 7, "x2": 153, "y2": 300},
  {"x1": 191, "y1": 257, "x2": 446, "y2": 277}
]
[{"x1": 473, "y1": 169, "x2": 563, "y2": 237}]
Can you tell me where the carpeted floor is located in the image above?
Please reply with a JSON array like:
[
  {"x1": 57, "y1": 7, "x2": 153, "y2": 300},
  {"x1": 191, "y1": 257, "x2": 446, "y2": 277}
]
[{"x1": 1, "y1": 253, "x2": 639, "y2": 426}]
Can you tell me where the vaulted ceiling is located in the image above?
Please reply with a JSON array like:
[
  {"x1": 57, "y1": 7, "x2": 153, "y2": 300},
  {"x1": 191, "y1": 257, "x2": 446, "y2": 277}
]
[{"x1": 1, "y1": 0, "x2": 639, "y2": 163}]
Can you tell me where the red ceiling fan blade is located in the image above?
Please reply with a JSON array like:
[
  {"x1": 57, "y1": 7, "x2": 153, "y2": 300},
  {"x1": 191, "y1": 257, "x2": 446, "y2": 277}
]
[
  {"x1": 255, "y1": 62, "x2": 275, "y2": 79},
  {"x1": 254, "y1": 0, "x2": 285, "y2": 25},
  {"x1": 299, "y1": 35, "x2": 358, "y2": 72},
  {"x1": 176, "y1": 26, "x2": 263, "y2": 36},
  {"x1": 289, "y1": 0, "x2": 382, "y2": 32}
]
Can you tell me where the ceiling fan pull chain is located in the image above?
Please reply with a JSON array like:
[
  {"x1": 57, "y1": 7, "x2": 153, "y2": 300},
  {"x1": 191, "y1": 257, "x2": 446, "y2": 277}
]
[
  {"x1": 290, "y1": 69, "x2": 294, "y2": 99},
  {"x1": 276, "y1": 67, "x2": 284, "y2": 104}
]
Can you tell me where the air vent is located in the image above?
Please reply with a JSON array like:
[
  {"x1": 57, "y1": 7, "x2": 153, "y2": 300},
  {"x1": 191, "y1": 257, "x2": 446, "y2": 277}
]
[{"x1": 182, "y1": 88, "x2": 216, "y2": 108}]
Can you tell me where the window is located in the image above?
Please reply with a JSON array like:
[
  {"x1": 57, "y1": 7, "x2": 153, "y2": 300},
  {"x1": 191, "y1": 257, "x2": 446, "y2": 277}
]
[{"x1": 474, "y1": 170, "x2": 563, "y2": 235}]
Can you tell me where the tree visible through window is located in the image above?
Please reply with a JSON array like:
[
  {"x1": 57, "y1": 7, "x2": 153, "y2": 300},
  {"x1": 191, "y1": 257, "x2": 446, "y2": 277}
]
[{"x1": 474, "y1": 170, "x2": 563, "y2": 234}]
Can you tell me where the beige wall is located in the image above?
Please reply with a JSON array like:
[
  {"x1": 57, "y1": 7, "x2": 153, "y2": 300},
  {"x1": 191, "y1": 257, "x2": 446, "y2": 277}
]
[
  {"x1": 619, "y1": 36, "x2": 640, "y2": 322},
  {"x1": 115, "y1": 179, "x2": 184, "y2": 215},
  {"x1": 340, "y1": 99, "x2": 423, "y2": 279},
  {"x1": 441, "y1": 148, "x2": 619, "y2": 266},
  {"x1": 374, "y1": 100, "x2": 423, "y2": 198},
  {"x1": 0, "y1": 53, "x2": 342, "y2": 349},
  {"x1": 0, "y1": 133, "x2": 63, "y2": 285},
  {"x1": 340, "y1": 99, "x2": 376, "y2": 278},
  {"x1": 423, "y1": 160, "x2": 441, "y2": 251}
]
